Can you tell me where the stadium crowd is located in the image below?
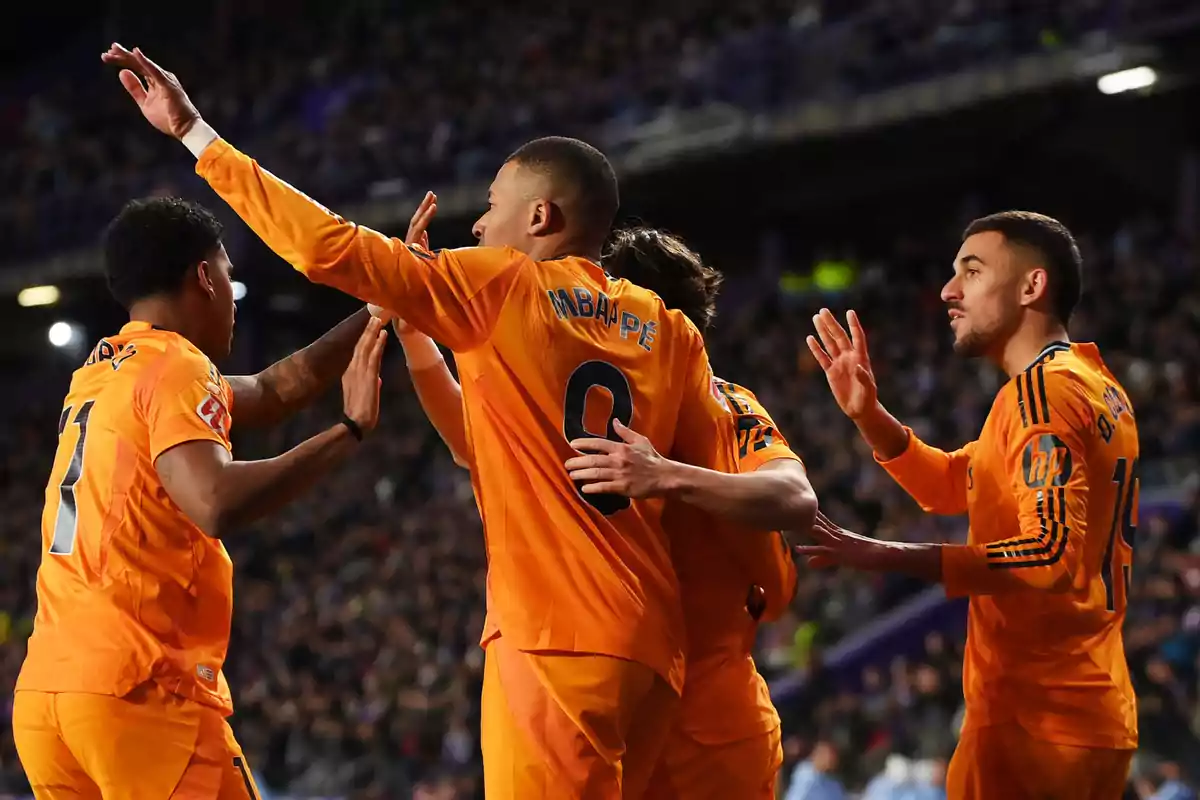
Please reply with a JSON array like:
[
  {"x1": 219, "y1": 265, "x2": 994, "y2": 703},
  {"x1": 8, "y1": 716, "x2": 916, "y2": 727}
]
[
  {"x1": 0, "y1": 0, "x2": 1189, "y2": 262},
  {"x1": 1, "y1": 207, "x2": 1198, "y2": 798}
]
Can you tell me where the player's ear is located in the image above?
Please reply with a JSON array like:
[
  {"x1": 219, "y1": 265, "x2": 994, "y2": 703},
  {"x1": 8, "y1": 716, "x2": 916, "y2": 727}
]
[
  {"x1": 527, "y1": 198, "x2": 554, "y2": 236},
  {"x1": 1020, "y1": 267, "x2": 1049, "y2": 309},
  {"x1": 195, "y1": 261, "x2": 217, "y2": 300}
]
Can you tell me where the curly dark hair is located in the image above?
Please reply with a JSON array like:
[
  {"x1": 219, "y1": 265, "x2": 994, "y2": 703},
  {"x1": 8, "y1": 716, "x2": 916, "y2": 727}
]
[
  {"x1": 103, "y1": 197, "x2": 225, "y2": 309},
  {"x1": 603, "y1": 226, "x2": 723, "y2": 334}
]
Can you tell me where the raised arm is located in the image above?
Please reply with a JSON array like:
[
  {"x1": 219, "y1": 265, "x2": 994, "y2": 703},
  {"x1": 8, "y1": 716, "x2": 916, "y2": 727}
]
[
  {"x1": 154, "y1": 319, "x2": 388, "y2": 538},
  {"x1": 227, "y1": 307, "x2": 371, "y2": 428},
  {"x1": 809, "y1": 308, "x2": 973, "y2": 515},
  {"x1": 392, "y1": 317, "x2": 472, "y2": 468},
  {"x1": 102, "y1": 44, "x2": 524, "y2": 352}
]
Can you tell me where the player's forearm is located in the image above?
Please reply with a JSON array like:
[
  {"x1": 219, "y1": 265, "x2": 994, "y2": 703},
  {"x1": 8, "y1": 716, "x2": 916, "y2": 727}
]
[
  {"x1": 398, "y1": 330, "x2": 472, "y2": 468},
  {"x1": 873, "y1": 420, "x2": 971, "y2": 515},
  {"x1": 661, "y1": 461, "x2": 817, "y2": 532},
  {"x1": 865, "y1": 540, "x2": 945, "y2": 584},
  {"x1": 233, "y1": 308, "x2": 371, "y2": 428},
  {"x1": 854, "y1": 402, "x2": 910, "y2": 460},
  {"x1": 212, "y1": 423, "x2": 358, "y2": 534}
]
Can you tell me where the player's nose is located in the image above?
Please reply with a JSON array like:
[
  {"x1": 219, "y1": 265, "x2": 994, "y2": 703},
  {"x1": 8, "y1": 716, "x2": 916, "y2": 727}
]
[
  {"x1": 940, "y1": 275, "x2": 962, "y2": 304},
  {"x1": 471, "y1": 219, "x2": 485, "y2": 242}
]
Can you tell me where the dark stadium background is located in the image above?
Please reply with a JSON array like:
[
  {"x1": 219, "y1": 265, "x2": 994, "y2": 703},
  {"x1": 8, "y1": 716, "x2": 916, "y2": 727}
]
[{"x1": 2, "y1": 2, "x2": 1200, "y2": 798}]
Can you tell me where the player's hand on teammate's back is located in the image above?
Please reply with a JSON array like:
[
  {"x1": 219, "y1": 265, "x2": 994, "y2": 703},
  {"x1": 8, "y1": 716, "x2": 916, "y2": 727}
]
[
  {"x1": 101, "y1": 44, "x2": 201, "y2": 139},
  {"x1": 807, "y1": 308, "x2": 878, "y2": 420},
  {"x1": 341, "y1": 317, "x2": 389, "y2": 434},
  {"x1": 794, "y1": 511, "x2": 888, "y2": 570},
  {"x1": 566, "y1": 420, "x2": 673, "y2": 499}
]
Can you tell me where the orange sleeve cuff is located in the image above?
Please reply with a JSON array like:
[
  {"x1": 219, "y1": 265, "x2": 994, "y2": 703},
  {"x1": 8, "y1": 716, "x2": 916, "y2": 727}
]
[
  {"x1": 740, "y1": 446, "x2": 802, "y2": 475},
  {"x1": 195, "y1": 137, "x2": 234, "y2": 175}
]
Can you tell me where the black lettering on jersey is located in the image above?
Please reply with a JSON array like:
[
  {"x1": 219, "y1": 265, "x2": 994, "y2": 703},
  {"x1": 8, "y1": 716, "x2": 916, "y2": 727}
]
[
  {"x1": 619, "y1": 311, "x2": 641, "y2": 340},
  {"x1": 1022, "y1": 433, "x2": 1072, "y2": 489},
  {"x1": 1097, "y1": 413, "x2": 1115, "y2": 443},
  {"x1": 1103, "y1": 384, "x2": 1131, "y2": 422},
  {"x1": 111, "y1": 344, "x2": 138, "y2": 371},
  {"x1": 572, "y1": 287, "x2": 595, "y2": 318},
  {"x1": 548, "y1": 288, "x2": 578, "y2": 319},
  {"x1": 595, "y1": 292, "x2": 611, "y2": 325},
  {"x1": 736, "y1": 416, "x2": 777, "y2": 459},
  {"x1": 637, "y1": 321, "x2": 657, "y2": 352},
  {"x1": 84, "y1": 339, "x2": 117, "y2": 367}
]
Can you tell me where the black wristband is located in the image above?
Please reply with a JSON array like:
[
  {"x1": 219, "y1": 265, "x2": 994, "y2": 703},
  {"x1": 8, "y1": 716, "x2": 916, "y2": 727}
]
[{"x1": 341, "y1": 414, "x2": 364, "y2": 442}]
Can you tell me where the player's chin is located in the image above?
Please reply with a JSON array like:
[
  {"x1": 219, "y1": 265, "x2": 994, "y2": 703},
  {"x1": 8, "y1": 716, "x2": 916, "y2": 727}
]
[{"x1": 951, "y1": 329, "x2": 988, "y2": 358}]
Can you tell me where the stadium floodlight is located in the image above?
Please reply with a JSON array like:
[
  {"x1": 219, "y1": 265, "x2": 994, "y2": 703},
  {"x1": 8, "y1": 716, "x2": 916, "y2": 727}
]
[
  {"x1": 1097, "y1": 66, "x2": 1157, "y2": 95},
  {"x1": 48, "y1": 321, "x2": 81, "y2": 349},
  {"x1": 18, "y1": 285, "x2": 61, "y2": 307},
  {"x1": 232, "y1": 281, "x2": 248, "y2": 301}
]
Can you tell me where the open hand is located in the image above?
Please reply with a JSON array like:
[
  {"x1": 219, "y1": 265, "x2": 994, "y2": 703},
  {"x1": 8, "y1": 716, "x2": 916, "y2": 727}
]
[
  {"x1": 341, "y1": 317, "x2": 388, "y2": 434},
  {"x1": 101, "y1": 43, "x2": 201, "y2": 140},
  {"x1": 794, "y1": 511, "x2": 885, "y2": 570},
  {"x1": 378, "y1": 191, "x2": 438, "y2": 336},
  {"x1": 806, "y1": 308, "x2": 878, "y2": 420},
  {"x1": 565, "y1": 420, "x2": 671, "y2": 499}
]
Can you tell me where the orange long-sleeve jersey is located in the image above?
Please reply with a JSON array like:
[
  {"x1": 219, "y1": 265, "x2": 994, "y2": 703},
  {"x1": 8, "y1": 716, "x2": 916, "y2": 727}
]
[
  {"x1": 195, "y1": 140, "x2": 735, "y2": 692},
  {"x1": 668, "y1": 379, "x2": 800, "y2": 744},
  {"x1": 17, "y1": 323, "x2": 237, "y2": 714},
  {"x1": 879, "y1": 341, "x2": 1137, "y2": 749}
]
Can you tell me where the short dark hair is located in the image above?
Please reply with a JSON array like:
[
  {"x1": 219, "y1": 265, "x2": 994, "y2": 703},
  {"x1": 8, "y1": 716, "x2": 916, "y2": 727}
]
[
  {"x1": 604, "y1": 227, "x2": 722, "y2": 333},
  {"x1": 103, "y1": 197, "x2": 225, "y2": 309},
  {"x1": 507, "y1": 136, "x2": 619, "y2": 250},
  {"x1": 962, "y1": 210, "x2": 1082, "y2": 324}
]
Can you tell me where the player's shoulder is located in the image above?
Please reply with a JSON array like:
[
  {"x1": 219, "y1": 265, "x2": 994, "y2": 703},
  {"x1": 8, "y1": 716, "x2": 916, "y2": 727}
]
[
  {"x1": 997, "y1": 341, "x2": 1112, "y2": 431},
  {"x1": 712, "y1": 377, "x2": 767, "y2": 416}
]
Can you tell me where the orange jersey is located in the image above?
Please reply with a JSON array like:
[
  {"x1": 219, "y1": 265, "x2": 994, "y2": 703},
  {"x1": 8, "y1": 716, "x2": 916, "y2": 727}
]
[
  {"x1": 879, "y1": 341, "x2": 1137, "y2": 749},
  {"x1": 17, "y1": 322, "x2": 237, "y2": 714},
  {"x1": 667, "y1": 379, "x2": 799, "y2": 743},
  {"x1": 196, "y1": 140, "x2": 734, "y2": 692}
]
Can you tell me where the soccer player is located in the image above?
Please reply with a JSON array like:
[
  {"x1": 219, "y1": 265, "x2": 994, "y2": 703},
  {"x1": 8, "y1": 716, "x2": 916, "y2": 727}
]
[
  {"x1": 104, "y1": 45, "x2": 737, "y2": 798},
  {"x1": 800, "y1": 212, "x2": 1138, "y2": 799},
  {"x1": 12, "y1": 197, "x2": 389, "y2": 799},
  {"x1": 389, "y1": 215, "x2": 816, "y2": 799}
]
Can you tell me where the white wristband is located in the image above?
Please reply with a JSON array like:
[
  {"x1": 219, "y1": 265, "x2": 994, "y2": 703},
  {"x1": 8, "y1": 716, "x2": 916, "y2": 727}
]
[
  {"x1": 399, "y1": 333, "x2": 445, "y2": 371},
  {"x1": 181, "y1": 120, "x2": 220, "y2": 159}
]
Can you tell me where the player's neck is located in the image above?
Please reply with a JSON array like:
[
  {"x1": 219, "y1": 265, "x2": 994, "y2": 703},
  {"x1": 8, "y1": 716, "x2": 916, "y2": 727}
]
[
  {"x1": 527, "y1": 236, "x2": 601, "y2": 263},
  {"x1": 127, "y1": 298, "x2": 205, "y2": 349},
  {"x1": 995, "y1": 317, "x2": 1070, "y2": 378}
]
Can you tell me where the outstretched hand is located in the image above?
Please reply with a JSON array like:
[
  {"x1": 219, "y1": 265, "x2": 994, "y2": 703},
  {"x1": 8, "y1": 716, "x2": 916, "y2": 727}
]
[
  {"x1": 806, "y1": 308, "x2": 879, "y2": 420},
  {"x1": 795, "y1": 511, "x2": 886, "y2": 570},
  {"x1": 101, "y1": 43, "x2": 202, "y2": 140},
  {"x1": 565, "y1": 420, "x2": 672, "y2": 499},
  {"x1": 341, "y1": 318, "x2": 388, "y2": 435}
]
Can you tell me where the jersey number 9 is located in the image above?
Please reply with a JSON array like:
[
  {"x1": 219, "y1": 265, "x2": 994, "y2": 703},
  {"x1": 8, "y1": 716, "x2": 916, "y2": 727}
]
[{"x1": 563, "y1": 361, "x2": 634, "y2": 516}]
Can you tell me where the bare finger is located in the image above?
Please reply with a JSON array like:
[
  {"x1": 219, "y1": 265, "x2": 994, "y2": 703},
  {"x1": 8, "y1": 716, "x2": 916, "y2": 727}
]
[
  {"x1": 564, "y1": 454, "x2": 609, "y2": 471},
  {"x1": 812, "y1": 314, "x2": 842, "y2": 359},
  {"x1": 580, "y1": 481, "x2": 624, "y2": 495},
  {"x1": 847, "y1": 309, "x2": 869, "y2": 358},
  {"x1": 806, "y1": 336, "x2": 832, "y2": 370},
  {"x1": 568, "y1": 468, "x2": 617, "y2": 483},
  {"x1": 118, "y1": 70, "x2": 148, "y2": 104},
  {"x1": 132, "y1": 47, "x2": 171, "y2": 83},
  {"x1": 793, "y1": 545, "x2": 835, "y2": 557},
  {"x1": 569, "y1": 438, "x2": 619, "y2": 454},
  {"x1": 352, "y1": 317, "x2": 384, "y2": 368},
  {"x1": 818, "y1": 308, "x2": 853, "y2": 354},
  {"x1": 366, "y1": 328, "x2": 388, "y2": 375}
]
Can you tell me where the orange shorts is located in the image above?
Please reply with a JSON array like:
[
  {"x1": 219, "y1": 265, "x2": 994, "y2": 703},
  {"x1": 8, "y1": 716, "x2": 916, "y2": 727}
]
[
  {"x1": 644, "y1": 725, "x2": 782, "y2": 800},
  {"x1": 480, "y1": 636, "x2": 679, "y2": 800},
  {"x1": 13, "y1": 682, "x2": 262, "y2": 800},
  {"x1": 947, "y1": 723, "x2": 1133, "y2": 800}
]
